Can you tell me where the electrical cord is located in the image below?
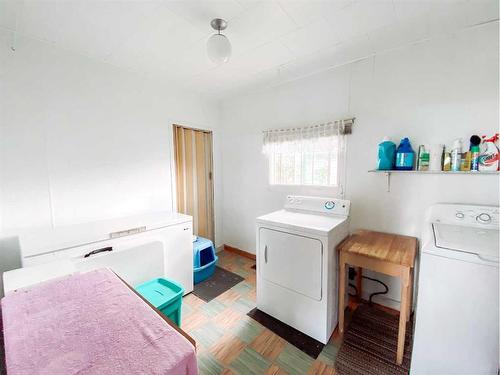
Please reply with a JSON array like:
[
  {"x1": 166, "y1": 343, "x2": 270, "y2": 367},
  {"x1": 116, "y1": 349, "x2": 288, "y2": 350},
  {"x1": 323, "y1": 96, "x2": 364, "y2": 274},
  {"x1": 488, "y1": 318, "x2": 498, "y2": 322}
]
[
  {"x1": 348, "y1": 283, "x2": 357, "y2": 297},
  {"x1": 347, "y1": 268, "x2": 389, "y2": 304},
  {"x1": 362, "y1": 276, "x2": 389, "y2": 305}
]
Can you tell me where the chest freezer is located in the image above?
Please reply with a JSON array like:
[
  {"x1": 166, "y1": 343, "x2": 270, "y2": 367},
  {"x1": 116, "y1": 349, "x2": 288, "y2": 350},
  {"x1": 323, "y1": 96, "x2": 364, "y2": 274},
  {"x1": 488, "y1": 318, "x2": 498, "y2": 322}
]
[{"x1": 1, "y1": 212, "x2": 194, "y2": 295}]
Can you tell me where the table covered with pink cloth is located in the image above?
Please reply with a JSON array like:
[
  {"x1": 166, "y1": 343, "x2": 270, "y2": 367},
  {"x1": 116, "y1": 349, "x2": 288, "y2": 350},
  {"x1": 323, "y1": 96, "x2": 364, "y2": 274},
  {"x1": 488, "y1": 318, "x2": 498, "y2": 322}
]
[{"x1": 1, "y1": 268, "x2": 198, "y2": 375}]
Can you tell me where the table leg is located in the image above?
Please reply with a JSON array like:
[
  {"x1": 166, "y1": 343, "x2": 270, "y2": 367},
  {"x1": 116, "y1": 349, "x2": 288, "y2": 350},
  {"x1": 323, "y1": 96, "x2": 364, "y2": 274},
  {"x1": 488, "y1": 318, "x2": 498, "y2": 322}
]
[
  {"x1": 397, "y1": 267, "x2": 410, "y2": 365},
  {"x1": 356, "y1": 267, "x2": 363, "y2": 302},
  {"x1": 406, "y1": 268, "x2": 413, "y2": 322},
  {"x1": 339, "y1": 252, "x2": 346, "y2": 336}
]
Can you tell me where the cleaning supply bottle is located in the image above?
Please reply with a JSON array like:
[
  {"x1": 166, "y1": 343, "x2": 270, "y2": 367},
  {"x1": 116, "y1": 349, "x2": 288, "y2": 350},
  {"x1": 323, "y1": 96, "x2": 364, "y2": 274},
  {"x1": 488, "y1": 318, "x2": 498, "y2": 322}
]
[
  {"x1": 450, "y1": 139, "x2": 462, "y2": 172},
  {"x1": 443, "y1": 150, "x2": 451, "y2": 171},
  {"x1": 417, "y1": 145, "x2": 429, "y2": 171},
  {"x1": 470, "y1": 135, "x2": 481, "y2": 171},
  {"x1": 395, "y1": 137, "x2": 415, "y2": 170},
  {"x1": 478, "y1": 134, "x2": 499, "y2": 171},
  {"x1": 377, "y1": 137, "x2": 396, "y2": 170},
  {"x1": 429, "y1": 144, "x2": 444, "y2": 171},
  {"x1": 470, "y1": 135, "x2": 482, "y2": 149},
  {"x1": 460, "y1": 151, "x2": 472, "y2": 171}
]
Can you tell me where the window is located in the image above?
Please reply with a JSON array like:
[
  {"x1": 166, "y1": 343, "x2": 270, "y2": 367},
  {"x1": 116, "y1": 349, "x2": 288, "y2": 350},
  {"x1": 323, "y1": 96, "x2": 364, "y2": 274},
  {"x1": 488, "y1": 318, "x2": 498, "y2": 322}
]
[
  {"x1": 267, "y1": 142, "x2": 340, "y2": 187},
  {"x1": 263, "y1": 120, "x2": 351, "y2": 191}
]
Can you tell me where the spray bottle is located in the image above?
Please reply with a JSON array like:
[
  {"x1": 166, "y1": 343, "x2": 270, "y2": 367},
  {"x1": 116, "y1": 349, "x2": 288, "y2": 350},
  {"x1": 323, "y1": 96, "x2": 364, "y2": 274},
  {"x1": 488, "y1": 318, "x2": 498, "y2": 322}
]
[
  {"x1": 450, "y1": 139, "x2": 462, "y2": 172},
  {"x1": 470, "y1": 135, "x2": 481, "y2": 171},
  {"x1": 478, "y1": 134, "x2": 499, "y2": 171}
]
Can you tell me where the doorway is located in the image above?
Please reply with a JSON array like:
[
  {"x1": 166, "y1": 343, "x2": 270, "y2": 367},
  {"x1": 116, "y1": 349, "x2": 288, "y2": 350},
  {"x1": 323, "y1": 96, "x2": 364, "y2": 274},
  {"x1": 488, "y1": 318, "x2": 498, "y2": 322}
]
[{"x1": 173, "y1": 125, "x2": 215, "y2": 242}]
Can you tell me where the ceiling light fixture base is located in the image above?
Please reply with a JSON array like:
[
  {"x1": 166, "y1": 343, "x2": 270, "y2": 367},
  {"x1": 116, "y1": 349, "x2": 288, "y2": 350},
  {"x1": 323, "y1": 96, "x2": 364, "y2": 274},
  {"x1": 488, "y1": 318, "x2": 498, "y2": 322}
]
[{"x1": 210, "y1": 18, "x2": 227, "y2": 32}]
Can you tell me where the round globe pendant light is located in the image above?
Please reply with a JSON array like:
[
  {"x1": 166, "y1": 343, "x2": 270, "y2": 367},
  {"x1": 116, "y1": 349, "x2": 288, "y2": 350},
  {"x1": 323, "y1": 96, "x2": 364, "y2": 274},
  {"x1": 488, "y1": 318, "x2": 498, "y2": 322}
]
[{"x1": 207, "y1": 18, "x2": 231, "y2": 64}]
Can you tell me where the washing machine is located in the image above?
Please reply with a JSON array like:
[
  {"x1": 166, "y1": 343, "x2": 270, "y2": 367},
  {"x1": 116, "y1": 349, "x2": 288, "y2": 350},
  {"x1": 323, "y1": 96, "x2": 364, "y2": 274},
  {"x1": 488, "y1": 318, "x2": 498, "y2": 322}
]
[
  {"x1": 411, "y1": 203, "x2": 499, "y2": 374},
  {"x1": 256, "y1": 195, "x2": 350, "y2": 344}
]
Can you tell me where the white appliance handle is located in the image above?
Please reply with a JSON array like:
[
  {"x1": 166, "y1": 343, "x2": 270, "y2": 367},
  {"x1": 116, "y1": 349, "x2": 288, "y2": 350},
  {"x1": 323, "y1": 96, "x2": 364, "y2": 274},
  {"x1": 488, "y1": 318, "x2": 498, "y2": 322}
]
[{"x1": 264, "y1": 245, "x2": 268, "y2": 263}]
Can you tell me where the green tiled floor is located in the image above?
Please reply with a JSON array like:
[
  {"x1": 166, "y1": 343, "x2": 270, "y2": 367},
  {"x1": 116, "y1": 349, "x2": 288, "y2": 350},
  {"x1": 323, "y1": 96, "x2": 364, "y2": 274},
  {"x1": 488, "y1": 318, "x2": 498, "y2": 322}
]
[
  {"x1": 277, "y1": 344, "x2": 315, "y2": 375},
  {"x1": 230, "y1": 348, "x2": 272, "y2": 374},
  {"x1": 182, "y1": 250, "x2": 339, "y2": 375},
  {"x1": 198, "y1": 352, "x2": 225, "y2": 375},
  {"x1": 191, "y1": 322, "x2": 225, "y2": 348},
  {"x1": 232, "y1": 297, "x2": 255, "y2": 314},
  {"x1": 233, "y1": 318, "x2": 263, "y2": 344},
  {"x1": 317, "y1": 343, "x2": 338, "y2": 367},
  {"x1": 201, "y1": 300, "x2": 228, "y2": 318},
  {"x1": 232, "y1": 282, "x2": 253, "y2": 296}
]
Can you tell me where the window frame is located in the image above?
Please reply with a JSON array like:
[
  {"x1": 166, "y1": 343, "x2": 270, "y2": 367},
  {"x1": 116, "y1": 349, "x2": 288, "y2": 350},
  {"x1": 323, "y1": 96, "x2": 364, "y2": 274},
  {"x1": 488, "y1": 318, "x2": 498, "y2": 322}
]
[{"x1": 265, "y1": 134, "x2": 347, "y2": 197}]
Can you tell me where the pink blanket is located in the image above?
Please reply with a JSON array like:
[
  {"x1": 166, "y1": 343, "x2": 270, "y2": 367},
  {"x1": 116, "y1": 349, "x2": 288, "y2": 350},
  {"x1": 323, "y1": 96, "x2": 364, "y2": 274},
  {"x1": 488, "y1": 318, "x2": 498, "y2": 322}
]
[{"x1": 1, "y1": 269, "x2": 197, "y2": 375}]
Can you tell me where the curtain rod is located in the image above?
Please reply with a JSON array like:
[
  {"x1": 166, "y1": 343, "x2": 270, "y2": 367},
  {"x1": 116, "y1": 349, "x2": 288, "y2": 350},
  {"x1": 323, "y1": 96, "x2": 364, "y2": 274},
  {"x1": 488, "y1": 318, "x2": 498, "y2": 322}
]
[{"x1": 262, "y1": 117, "x2": 355, "y2": 134}]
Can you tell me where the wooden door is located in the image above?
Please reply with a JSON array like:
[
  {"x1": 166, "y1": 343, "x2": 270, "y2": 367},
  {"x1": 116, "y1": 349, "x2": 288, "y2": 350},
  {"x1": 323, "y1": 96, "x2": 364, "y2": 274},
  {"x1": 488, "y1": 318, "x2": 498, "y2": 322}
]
[{"x1": 173, "y1": 125, "x2": 215, "y2": 242}]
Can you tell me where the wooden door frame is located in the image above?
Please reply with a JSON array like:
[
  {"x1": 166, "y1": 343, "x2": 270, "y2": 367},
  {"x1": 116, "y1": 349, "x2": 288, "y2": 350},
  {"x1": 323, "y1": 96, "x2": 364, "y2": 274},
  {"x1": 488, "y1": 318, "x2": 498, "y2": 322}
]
[{"x1": 171, "y1": 124, "x2": 215, "y2": 243}]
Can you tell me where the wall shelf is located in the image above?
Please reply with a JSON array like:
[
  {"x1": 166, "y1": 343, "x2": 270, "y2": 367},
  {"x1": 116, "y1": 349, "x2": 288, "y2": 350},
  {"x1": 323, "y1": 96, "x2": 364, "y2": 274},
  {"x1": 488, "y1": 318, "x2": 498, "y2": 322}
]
[{"x1": 368, "y1": 169, "x2": 499, "y2": 192}]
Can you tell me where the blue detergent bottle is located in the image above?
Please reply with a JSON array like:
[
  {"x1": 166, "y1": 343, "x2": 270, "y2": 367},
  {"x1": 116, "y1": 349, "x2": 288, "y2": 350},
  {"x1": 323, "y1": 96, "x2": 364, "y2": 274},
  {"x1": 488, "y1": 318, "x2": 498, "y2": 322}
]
[
  {"x1": 377, "y1": 136, "x2": 396, "y2": 170},
  {"x1": 395, "y1": 137, "x2": 415, "y2": 170}
]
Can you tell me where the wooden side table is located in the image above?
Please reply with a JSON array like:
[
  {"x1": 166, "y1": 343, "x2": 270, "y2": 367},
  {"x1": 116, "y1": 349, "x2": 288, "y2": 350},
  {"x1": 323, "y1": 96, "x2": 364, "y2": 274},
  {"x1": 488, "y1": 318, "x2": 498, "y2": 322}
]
[{"x1": 338, "y1": 230, "x2": 417, "y2": 365}]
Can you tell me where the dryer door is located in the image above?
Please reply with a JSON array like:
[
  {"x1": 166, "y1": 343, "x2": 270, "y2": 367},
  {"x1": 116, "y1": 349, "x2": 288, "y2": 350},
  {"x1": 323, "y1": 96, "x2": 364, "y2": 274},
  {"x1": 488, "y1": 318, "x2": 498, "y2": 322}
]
[{"x1": 259, "y1": 228, "x2": 323, "y2": 301}]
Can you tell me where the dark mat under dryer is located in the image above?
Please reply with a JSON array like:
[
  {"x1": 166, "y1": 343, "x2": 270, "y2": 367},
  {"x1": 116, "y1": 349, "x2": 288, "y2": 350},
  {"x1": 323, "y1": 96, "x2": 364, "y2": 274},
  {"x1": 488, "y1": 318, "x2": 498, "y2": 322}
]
[
  {"x1": 247, "y1": 308, "x2": 325, "y2": 359},
  {"x1": 193, "y1": 266, "x2": 244, "y2": 302}
]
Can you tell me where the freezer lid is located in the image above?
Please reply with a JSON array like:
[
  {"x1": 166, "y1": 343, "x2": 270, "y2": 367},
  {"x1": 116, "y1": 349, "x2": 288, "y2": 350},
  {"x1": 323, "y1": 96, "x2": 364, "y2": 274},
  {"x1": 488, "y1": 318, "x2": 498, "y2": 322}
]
[
  {"x1": 433, "y1": 223, "x2": 499, "y2": 262},
  {"x1": 12, "y1": 211, "x2": 192, "y2": 258}
]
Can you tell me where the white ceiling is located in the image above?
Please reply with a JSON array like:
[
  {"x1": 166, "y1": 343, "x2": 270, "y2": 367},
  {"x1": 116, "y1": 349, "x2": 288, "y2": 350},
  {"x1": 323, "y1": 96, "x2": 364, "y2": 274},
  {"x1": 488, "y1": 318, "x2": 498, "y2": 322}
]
[{"x1": 0, "y1": 0, "x2": 498, "y2": 98}]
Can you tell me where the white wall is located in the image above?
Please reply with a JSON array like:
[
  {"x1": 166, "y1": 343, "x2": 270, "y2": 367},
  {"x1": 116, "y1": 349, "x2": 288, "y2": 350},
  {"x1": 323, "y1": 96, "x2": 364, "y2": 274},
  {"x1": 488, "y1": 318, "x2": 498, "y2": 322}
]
[
  {"x1": 220, "y1": 22, "x2": 499, "y2": 309},
  {"x1": 0, "y1": 30, "x2": 223, "y2": 247}
]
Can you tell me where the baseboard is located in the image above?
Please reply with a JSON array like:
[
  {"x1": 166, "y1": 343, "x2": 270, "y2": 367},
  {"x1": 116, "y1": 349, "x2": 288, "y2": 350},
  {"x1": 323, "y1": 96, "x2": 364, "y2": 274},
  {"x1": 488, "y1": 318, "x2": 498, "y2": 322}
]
[
  {"x1": 360, "y1": 291, "x2": 404, "y2": 312},
  {"x1": 348, "y1": 295, "x2": 401, "y2": 317},
  {"x1": 223, "y1": 244, "x2": 256, "y2": 260}
]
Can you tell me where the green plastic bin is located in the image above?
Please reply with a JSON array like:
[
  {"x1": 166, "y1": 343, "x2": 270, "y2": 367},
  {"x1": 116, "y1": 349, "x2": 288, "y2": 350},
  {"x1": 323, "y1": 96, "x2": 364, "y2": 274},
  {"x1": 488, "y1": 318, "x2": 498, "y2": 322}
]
[{"x1": 136, "y1": 278, "x2": 184, "y2": 327}]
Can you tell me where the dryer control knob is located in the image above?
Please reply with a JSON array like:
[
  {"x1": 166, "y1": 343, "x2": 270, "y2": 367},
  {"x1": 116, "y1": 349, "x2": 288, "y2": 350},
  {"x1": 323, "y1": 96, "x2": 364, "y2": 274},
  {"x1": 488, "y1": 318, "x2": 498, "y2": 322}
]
[
  {"x1": 325, "y1": 201, "x2": 335, "y2": 210},
  {"x1": 455, "y1": 212, "x2": 465, "y2": 219},
  {"x1": 477, "y1": 213, "x2": 492, "y2": 224}
]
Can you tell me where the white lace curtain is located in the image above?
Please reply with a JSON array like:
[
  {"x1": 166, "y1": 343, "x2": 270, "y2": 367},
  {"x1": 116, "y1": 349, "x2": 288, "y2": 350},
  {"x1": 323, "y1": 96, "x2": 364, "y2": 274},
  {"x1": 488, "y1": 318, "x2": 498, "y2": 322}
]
[{"x1": 262, "y1": 119, "x2": 351, "y2": 155}]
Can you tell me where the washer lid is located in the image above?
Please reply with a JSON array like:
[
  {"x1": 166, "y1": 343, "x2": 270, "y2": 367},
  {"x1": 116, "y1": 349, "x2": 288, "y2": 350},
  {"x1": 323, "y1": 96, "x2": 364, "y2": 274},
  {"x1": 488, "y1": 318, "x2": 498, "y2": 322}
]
[
  {"x1": 433, "y1": 223, "x2": 499, "y2": 262},
  {"x1": 257, "y1": 209, "x2": 347, "y2": 236}
]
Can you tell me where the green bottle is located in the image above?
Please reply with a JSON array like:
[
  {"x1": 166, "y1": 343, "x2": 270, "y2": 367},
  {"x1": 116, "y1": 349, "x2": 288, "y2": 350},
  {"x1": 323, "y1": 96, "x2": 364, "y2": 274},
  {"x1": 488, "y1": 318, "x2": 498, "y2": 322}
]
[{"x1": 471, "y1": 145, "x2": 480, "y2": 171}]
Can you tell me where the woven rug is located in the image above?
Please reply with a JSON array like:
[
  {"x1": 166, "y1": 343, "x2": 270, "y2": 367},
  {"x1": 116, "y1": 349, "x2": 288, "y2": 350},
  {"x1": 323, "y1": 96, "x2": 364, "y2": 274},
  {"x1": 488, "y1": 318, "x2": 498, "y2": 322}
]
[{"x1": 335, "y1": 304, "x2": 413, "y2": 375}]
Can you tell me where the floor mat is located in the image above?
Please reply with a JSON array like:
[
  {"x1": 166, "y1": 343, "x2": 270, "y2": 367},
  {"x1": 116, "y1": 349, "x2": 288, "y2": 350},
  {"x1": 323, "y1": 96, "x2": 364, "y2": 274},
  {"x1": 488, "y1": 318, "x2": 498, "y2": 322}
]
[
  {"x1": 193, "y1": 266, "x2": 244, "y2": 302},
  {"x1": 247, "y1": 308, "x2": 325, "y2": 359},
  {"x1": 335, "y1": 304, "x2": 413, "y2": 375}
]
